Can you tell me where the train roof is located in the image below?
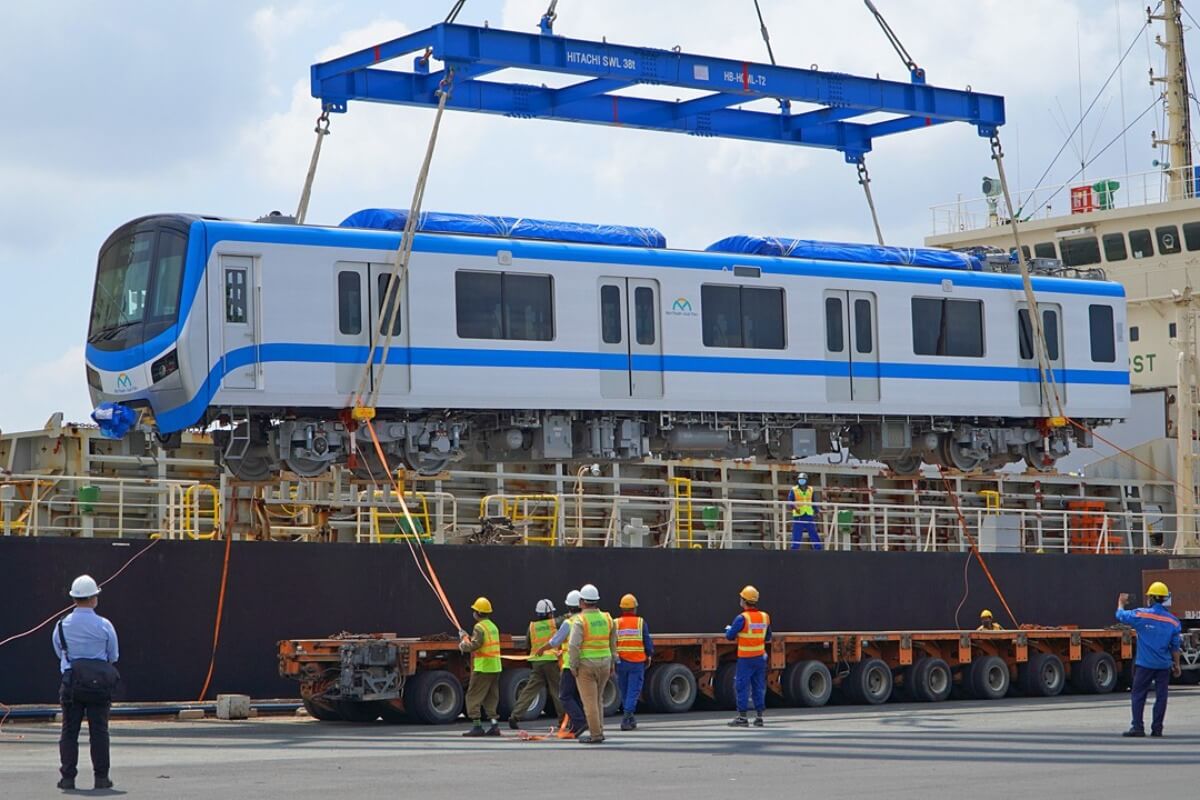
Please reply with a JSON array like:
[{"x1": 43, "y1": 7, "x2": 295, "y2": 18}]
[
  {"x1": 340, "y1": 209, "x2": 667, "y2": 249},
  {"x1": 707, "y1": 235, "x2": 983, "y2": 271}
]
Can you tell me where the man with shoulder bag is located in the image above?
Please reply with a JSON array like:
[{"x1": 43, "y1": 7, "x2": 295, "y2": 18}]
[{"x1": 52, "y1": 574, "x2": 120, "y2": 791}]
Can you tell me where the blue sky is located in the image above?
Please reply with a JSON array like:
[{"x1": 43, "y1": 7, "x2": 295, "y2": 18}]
[{"x1": 0, "y1": 0, "x2": 1187, "y2": 432}]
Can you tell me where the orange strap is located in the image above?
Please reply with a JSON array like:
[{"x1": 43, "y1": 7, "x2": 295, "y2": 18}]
[{"x1": 198, "y1": 504, "x2": 235, "y2": 701}]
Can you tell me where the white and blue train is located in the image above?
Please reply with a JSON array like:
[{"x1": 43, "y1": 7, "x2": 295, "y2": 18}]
[{"x1": 85, "y1": 210, "x2": 1128, "y2": 479}]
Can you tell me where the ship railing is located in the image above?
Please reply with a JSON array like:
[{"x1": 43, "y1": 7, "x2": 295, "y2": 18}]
[{"x1": 928, "y1": 165, "x2": 1199, "y2": 236}]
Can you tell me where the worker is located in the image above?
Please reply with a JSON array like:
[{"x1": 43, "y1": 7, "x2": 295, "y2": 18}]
[
  {"x1": 724, "y1": 585, "x2": 772, "y2": 727},
  {"x1": 52, "y1": 574, "x2": 119, "y2": 791},
  {"x1": 615, "y1": 593, "x2": 655, "y2": 731},
  {"x1": 508, "y1": 598, "x2": 564, "y2": 730},
  {"x1": 1116, "y1": 581, "x2": 1183, "y2": 737},
  {"x1": 537, "y1": 589, "x2": 585, "y2": 738},
  {"x1": 787, "y1": 472, "x2": 821, "y2": 550},
  {"x1": 568, "y1": 583, "x2": 617, "y2": 744},
  {"x1": 458, "y1": 597, "x2": 502, "y2": 737},
  {"x1": 977, "y1": 610, "x2": 1002, "y2": 631}
]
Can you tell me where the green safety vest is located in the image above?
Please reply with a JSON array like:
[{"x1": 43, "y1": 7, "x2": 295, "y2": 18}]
[
  {"x1": 472, "y1": 619, "x2": 502, "y2": 673},
  {"x1": 528, "y1": 618, "x2": 559, "y2": 663},
  {"x1": 579, "y1": 609, "x2": 613, "y2": 660},
  {"x1": 791, "y1": 485, "x2": 814, "y2": 517},
  {"x1": 560, "y1": 616, "x2": 579, "y2": 671}
]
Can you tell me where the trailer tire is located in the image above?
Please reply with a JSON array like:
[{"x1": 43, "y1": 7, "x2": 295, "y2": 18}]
[
  {"x1": 714, "y1": 661, "x2": 739, "y2": 710},
  {"x1": 335, "y1": 700, "x2": 381, "y2": 723},
  {"x1": 845, "y1": 658, "x2": 893, "y2": 705},
  {"x1": 648, "y1": 663, "x2": 698, "y2": 713},
  {"x1": 1020, "y1": 652, "x2": 1065, "y2": 697},
  {"x1": 301, "y1": 696, "x2": 341, "y2": 721},
  {"x1": 1070, "y1": 652, "x2": 1117, "y2": 694},
  {"x1": 602, "y1": 677, "x2": 621, "y2": 717},
  {"x1": 909, "y1": 657, "x2": 953, "y2": 703},
  {"x1": 968, "y1": 655, "x2": 1010, "y2": 700},
  {"x1": 405, "y1": 670, "x2": 465, "y2": 725},
  {"x1": 783, "y1": 660, "x2": 832, "y2": 707},
  {"x1": 498, "y1": 668, "x2": 544, "y2": 720}
]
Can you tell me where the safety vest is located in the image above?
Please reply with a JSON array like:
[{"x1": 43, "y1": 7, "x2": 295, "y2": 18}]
[
  {"x1": 560, "y1": 616, "x2": 580, "y2": 671},
  {"x1": 472, "y1": 619, "x2": 502, "y2": 673},
  {"x1": 736, "y1": 610, "x2": 770, "y2": 658},
  {"x1": 528, "y1": 617, "x2": 558, "y2": 663},
  {"x1": 579, "y1": 609, "x2": 613, "y2": 660},
  {"x1": 791, "y1": 486, "x2": 814, "y2": 517},
  {"x1": 615, "y1": 614, "x2": 647, "y2": 663}
]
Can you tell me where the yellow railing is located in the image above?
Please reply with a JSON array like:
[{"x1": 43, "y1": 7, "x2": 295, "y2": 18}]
[
  {"x1": 183, "y1": 483, "x2": 221, "y2": 540},
  {"x1": 668, "y1": 477, "x2": 694, "y2": 548},
  {"x1": 366, "y1": 489, "x2": 433, "y2": 543},
  {"x1": 480, "y1": 494, "x2": 559, "y2": 545}
]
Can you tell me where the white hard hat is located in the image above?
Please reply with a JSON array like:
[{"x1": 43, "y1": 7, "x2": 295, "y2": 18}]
[
  {"x1": 797, "y1": 472, "x2": 808, "y2": 481},
  {"x1": 565, "y1": 590, "x2": 581, "y2": 608},
  {"x1": 579, "y1": 583, "x2": 600, "y2": 602},
  {"x1": 69, "y1": 575, "x2": 101, "y2": 599},
  {"x1": 535, "y1": 598, "x2": 556, "y2": 615}
]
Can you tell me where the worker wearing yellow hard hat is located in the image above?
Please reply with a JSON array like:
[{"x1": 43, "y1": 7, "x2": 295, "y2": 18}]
[
  {"x1": 615, "y1": 593, "x2": 654, "y2": 731},
  {"x1": 1116, "y1": 580, "x2": 1183, "y2": 737},
  {"x1": 977, "y1": 610, "x2": 1002, "y2": 631},
  {"x1": 459, "y1": 596, "x2": 502, "y2": 736},
  {"x1": 724, "y1": 585, "x2": 771, "y2": 727}
]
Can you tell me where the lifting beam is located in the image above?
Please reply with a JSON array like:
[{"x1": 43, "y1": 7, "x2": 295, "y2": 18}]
[{"x1": 310, "y1": 21, "x2": 1005, "y2": 162}]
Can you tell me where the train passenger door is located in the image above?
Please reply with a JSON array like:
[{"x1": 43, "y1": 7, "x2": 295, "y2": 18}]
[
  {"x1": 334, "y1": 262, "x2": 369, "y2": 396},
  {"x1": 1017, "y1": 303, "x2": 1065, "y2": 408},
  {"x1": 220, "y1": 256, "x2": 257, "y2": 390},
  {"x1": 823, "y1": 290, "x2": 879, "y2": 402},
  {"x1": 598, "y1": 277, "x2": 664, "y2": 399},
  {"x1": 368, "y1": 264, "x2": 411, "y2": 395}
]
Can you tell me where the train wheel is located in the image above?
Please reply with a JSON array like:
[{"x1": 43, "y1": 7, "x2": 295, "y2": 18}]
[
  {"x1": 845, "y1": 658, "x2": 893, "y2": 705},
  {"x1": 940, "y1": 437, "x2": 985, "y2": 472},
  {"x1": 1020, "y1": 652, "x2": 1065, "y2": 697},
  {"x1": 1070, "y1": 652, "x2": 1117, "y2": 694},
  {"x1": 405, "y1": 670, "x2": 465, "y2": 725},
  {"x1": 884, "y1": 453, "x2": 922, "y2": 475},
  {"x1": 968, "y1": 656, "x2": 1010, "y2": 700},
  {"x1": 782, "y1": 660, "x2": 832, "y2": 707},
  {"x1": 335, "y1": 700, "x2": 381, "y2": 722},
  {"x1": 1023, "y1": 442, "x2": 1059, "y2": 472},
  {"x1": 909, "y1": 657, "x2": 953, "y2": 703},
  {"x1": 301, "y1": 696, "x2": 341, "y2": 721},
  {"x1": 226, "y1": 453, "x2": 272, "y2": 481},
  {"x1": 283, "y1": 455, "x2": 331, "y2": 478},
  {"x1": 713, "y1": 661, "x2": 739, "y2": 710},
  {"x1": 376, "y1": 699, "x2": 409, "y2": 723},
  {"x1": 649, "y1": 663, "x2": 698, "y2": 713}
]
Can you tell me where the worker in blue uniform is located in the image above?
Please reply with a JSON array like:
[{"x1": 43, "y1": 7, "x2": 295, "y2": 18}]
[
  {"x1": 787, "y1": 472, "x2": 821, "y2": 550},
  {"x1": 1116, "y1": 581, "x2": 1182, "y2": 737},
  {"x1": 724, "y1": 585, "x2": 772, "y2": 727}
]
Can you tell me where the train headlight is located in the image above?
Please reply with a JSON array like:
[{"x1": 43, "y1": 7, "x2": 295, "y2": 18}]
[
  {"x1": 86, "y1": 366, "x2": 102, "y2": 391},
  {"x1": 151, "y1": 350, "x2": 179, "y2": 383}
]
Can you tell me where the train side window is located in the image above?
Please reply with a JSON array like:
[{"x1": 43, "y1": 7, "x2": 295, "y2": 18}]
[
  {"x1": 455, "y1": 271, "x2": 502, "y2": 339},
  {"x1": 1129, "y1": 229, "x2": 1154, "y2": 258},
  {"x1": 912, "y1": 297, "x2": 984, "y2": 357},
  {"x1": 1102, "y1": 233, "x2": 1127, "y2": 262},
  {"x1": 600, "y1": 285, "x2": 622, "y2": 344},
  {"x1": 336, "y1": 271, "x2": 361, "y2": 334},
  {"x1": 1043, "y1": 309, "x2": 1059, "y2": 360},
  {"x1": 1184, "y1": 221, "x2": 1200, "y2": 251},
  {"x1": 825, "y1": 297, "x2": 844, "y2": 352},
  {"x1": 148, "y1": 232, "x2": 187, "y2": 323},
  {"x1": 1129, "y1": 325, "x2": 1140, "y2": 342},
  {"x1": 1169, "y1": 322, "x2": 1178, "y2": 338},
  {"x1": 1019, "y1": 245, "x2": 1031, "y2": 261},
  {"x1": 455, "y1": 271, "x2": 553, "y2": 341},
  {"x1": 1088, "y1": 304, "x2": 1116, "y2": 362},
  {"x1": 853, "y1": 298, "x2": 873, "y2": 353},
  {"x1": 226, "y1": 268, "x2": 248, "y2": 325},
  {"x1": 1060, "y1": 236, "x2": 1100, "y2": 266},
  {"x1": 1033, "y1": 242, "x2": 1057, "y2": 259},
  {"x1": 634, "y1": 286, "x2": 656, "y2": 345},
  {"x1": 701, "y1": 284, "x2": 785, "y2": 349},
  {"x1": 1156, "y1": 225, "x2": 1182, "y2": 255},
  {"x1": 376, "y1": 274, "x2": 401, "y2": 336}
]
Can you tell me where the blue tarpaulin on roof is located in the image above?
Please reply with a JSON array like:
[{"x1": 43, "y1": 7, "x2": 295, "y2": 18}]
[
  {"x1": 340, "y1": 209, "x2": 667, "y2": 248},
  {"x1": 706, "y1": 235, "x2": 982, "y2": 271}
]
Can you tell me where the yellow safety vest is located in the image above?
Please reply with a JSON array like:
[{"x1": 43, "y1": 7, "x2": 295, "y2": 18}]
[
  {"x1": 528, "y1": 618, "x2": 558, "y2": 663},
  {"x1": 472, "y1": 619, "x2": 502, "y2": 673},
  {"x1": 560, "y1": 616, "x2": 580, "y2": 671},
  {"x1": 579, "y1": 609, "x2": 613, "y2": 660},
  {"x1": 791, "y1": 486, "x2": 814, "y2": 517}
]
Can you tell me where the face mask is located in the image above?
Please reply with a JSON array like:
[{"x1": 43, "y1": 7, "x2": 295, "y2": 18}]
[{"x1": 1163, "y1": 594, "x2": 1172, "y2": 607}]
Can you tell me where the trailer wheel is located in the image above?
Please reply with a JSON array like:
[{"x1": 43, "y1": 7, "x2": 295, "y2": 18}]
[
  {"x1": 405, "y1": 670, "x2": 465, "y2": 725},
  {"x1": 968, "y1": 656, "x2": 1010, "y2": 700},
  {"x1": 301, "y1": 696, "x2": 342, "y2": 721},
  {"x1": 713, "y1": 661, "x2": 739, "y2": 710},
  {"x1": 782, "y1": 660, "x2": 832, "y2": 707},
  {"x1": 1020, "y1": 652, "x2": 1065, "y2": 697},
  {"x1": 498, "y1": 667, "x2": 545, "y2": 720},
  {"x1": 602, "y1": 677, "x2": 621, "y2": 717},
  {"x1": 335, "y1": 700, "x2": 381, "y2": 723},
  {"x1": 845, "y1": 658, "x2": 893, "y2": 705},
  {"x1": 376, "y1": 699, "x2": 409, "y2": 723},
  {"x1": 648, "y1": 663, "x2": 698, "y2": 713},
  {"x1": 1070, "y1": 652, "x2": 1117, "y2": 694},
  {"x1": 909, "y1": 657, "x2": 953, "y2": 703}
]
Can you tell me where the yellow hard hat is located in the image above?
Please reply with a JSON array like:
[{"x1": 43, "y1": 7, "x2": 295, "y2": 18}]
[
  {"x1": 620, "y1": 593, "x2": 638, "y2": 610},
  {"x1": 980, "y1": 609, "x2": 994, "y2": 618},
  {"x1": 471, "y1": 597, "x2": 493, "y2": 614},
  {"x1": 739, "y1": 585, "x2": 760, "y2": 603},
  {"x1": 1147, "y1": 581, "x2": 1170, "y2": 598}
]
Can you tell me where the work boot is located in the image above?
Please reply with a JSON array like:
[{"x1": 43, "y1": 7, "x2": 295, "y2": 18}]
[
  {"x1": 753, "y1": 714, "x2": 764, "y2": 727},
  {"x1": 462, "y1": 724, "x2": 486, "y2": 737},
  {"x1": 56, "y1": 777, "x2": 75, "y2": 790},
  {"x1": 620, "y1": 715, "x2": 635, "y2": 731},
  {"x1": 95, "y1": 776, "x2": 114, "y2": 790},
  {"x1": 1151, "y1": 730, "x2": 1164, "y2": 738},
  {"x1": 728, "y1": 715, "x2": 750, "y2": 728},
  {"x1": 485, "y1": 723, "x2": 502, "y2": 736},
  {"x1": 508, "y1": 716, "x2": 521, "y2": 730},
  {"x1": 578, "y1": 733, "x2": 605, "y2": 744},
  {"x1": 1121, "y1": 728, "x2": 1145, "y2": 738}
]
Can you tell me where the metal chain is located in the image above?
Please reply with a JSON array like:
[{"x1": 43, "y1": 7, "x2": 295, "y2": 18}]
[
  {"x1": 294, "y1": 110, "x2": 331, "y2": 225},
  {"x1": 856, "y1": 159, "x2": 885, "y2": 246}
]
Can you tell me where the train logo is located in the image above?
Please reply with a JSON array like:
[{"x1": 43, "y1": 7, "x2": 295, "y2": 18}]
[
  {"x1": 668, "y1": 297, "x2": 696, "y2": 316},
  {"x1": 115, "y1": 373, "x2": 134, "y2": 392}
]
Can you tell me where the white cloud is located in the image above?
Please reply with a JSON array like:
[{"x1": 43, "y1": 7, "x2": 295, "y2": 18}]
[
  {"x1": 3, "y1": 346, "x2": 92, "y2": 434},
  {"x1": 250, "y1": 3, "x2": 318, "y2": 59}
]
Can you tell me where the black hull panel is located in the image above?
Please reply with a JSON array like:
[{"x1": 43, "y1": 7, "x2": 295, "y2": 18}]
[{"x1": 0, "y1": 538, "x2": 1165, "y2": 705}]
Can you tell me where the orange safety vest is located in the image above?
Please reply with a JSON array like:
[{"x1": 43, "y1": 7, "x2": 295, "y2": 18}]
[
  {"x1": 736, "y1": 610, "x2": 770, "y2": 658},
  {"x1": 615, "y1": 614, "x2": 647, "y2": 663}
]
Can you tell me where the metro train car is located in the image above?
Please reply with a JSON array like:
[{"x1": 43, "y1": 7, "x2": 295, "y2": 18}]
[{"x1": 84, "y1": 210, "x2": 1128, "y2": 479}]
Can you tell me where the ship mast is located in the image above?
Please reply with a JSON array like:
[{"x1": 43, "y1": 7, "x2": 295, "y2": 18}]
[{"x1": 1152, "y1": 0, "x2": 1194, "y2": 200}]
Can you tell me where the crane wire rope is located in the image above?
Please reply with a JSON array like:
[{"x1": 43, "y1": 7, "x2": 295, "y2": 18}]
[
  {"x1": 294, "y1": 110, "x2": 331, "y2": 225},
  {"x1": 862, "y1": 0, "x2": 919, "y2": 75}
]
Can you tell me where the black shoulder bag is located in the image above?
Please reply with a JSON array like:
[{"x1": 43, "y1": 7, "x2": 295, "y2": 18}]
[{"x1": 57, "y1": 617, "x2": 121, "y2": 703}]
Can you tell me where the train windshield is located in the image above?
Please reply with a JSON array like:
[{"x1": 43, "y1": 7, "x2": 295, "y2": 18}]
[{"x1": 89, "y1": 225, "x2": 188, "y2": 350}]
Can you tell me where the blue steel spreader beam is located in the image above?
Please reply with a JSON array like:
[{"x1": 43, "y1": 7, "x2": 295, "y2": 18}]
[{"x1": 310, "y1": 21, "x2": 1005, "y2": 162}]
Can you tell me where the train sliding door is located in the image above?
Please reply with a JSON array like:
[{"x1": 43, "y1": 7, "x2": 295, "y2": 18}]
[
  {"x1": 1017, "y1": 303, "x2": 1065, "y2": 409},
  {"x1": 220, "y1": 256, "x2": 258, "y2": 390},
  {"x1": 823, "y1": 289, "x2": 879, "y2": 402},
  {"x1": 368, "y1": 264, "x2": 411, "y2": 395},
  {"x1": 598, "y1": 277, "x2": 663, "y2": 399}
]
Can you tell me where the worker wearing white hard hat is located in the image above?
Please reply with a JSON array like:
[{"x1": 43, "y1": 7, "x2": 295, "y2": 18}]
[
  {"x1": 787, "y1": 472, "x2": 822, "y2": 551},
  {"x1": 52, "y1": 575, "x2": 119, "y2": 791},
  {"x1": 536, "y1": 589, "x2": 586, "y2": 738},
  {"x1": 568, "y1": 583, "x2": 617, "y2": 744},
  {"x1": 509, "y1": 598, "x2": 565, "y2": 730}
]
